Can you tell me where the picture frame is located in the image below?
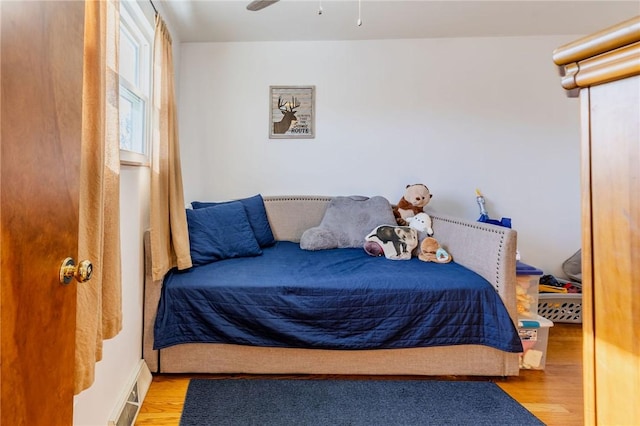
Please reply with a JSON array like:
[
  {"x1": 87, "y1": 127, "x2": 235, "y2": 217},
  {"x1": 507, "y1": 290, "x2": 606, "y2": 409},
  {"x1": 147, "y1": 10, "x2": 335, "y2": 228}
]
[{"x1": 269, "y1": 85, "x2": 315, "y2": 139}]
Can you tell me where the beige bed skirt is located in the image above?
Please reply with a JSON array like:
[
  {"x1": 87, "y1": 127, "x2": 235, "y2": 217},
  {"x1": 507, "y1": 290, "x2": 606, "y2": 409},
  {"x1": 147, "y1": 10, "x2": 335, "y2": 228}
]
[{"x1": 155, "y1": 342, "x2": 517, "y2": 376}]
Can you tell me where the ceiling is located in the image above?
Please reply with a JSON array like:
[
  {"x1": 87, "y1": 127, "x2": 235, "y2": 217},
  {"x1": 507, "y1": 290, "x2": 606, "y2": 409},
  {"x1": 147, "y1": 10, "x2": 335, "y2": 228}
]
[{"x1": 156, "y1": 0, "x2": 639, "y2": 43}]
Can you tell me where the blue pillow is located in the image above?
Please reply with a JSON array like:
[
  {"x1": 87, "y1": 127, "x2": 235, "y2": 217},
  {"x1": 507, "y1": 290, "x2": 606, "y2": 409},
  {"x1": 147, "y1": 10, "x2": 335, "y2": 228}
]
[
  {"x1": 186, "y1": 201, "x2": 262, "y2": 266},
  {"x1": 191, "y1": 194, "x2": 276, "y2": 247}
]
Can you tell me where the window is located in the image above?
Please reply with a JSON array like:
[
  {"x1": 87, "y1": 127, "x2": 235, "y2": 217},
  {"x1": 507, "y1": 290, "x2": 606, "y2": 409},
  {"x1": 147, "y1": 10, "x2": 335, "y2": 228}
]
[{"x1": 119, "y1": 1, "x2": 153, "y2": 165}]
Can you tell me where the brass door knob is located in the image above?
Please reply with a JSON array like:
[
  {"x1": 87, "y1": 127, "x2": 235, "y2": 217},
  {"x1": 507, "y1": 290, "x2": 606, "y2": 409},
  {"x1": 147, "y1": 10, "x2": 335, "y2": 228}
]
[{"x1": 59, "y1": 257, "x2": 93, "y2": 285}]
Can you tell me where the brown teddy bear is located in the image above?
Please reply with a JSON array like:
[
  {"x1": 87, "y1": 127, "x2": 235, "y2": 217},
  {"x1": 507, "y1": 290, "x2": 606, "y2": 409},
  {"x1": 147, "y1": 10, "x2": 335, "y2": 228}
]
[
  {"x1": 418, "y1": 237, "x2": 452, "y2": 263},
  {"x1": 393, "y1": 184, "x2": 433, "y2": 226}
]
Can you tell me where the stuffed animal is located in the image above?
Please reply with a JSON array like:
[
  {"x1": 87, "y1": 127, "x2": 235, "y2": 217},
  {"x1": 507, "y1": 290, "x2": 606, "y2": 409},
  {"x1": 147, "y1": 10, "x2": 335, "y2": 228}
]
[
  {"x1": 408, "y1": 212, "x2": 434, "y2": 237},
  {"x1": 393, "y1": 184, "x2": 433, "y2": 226},
  {"x1": 418, "y1": 237, "x2": 452, "y2": 263}
]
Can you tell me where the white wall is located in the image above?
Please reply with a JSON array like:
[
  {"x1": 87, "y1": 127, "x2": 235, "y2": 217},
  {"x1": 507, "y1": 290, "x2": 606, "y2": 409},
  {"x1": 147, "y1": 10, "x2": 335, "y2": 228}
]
[{"x1": 178, "y1": 35, "x2": 582, "y2": 276}]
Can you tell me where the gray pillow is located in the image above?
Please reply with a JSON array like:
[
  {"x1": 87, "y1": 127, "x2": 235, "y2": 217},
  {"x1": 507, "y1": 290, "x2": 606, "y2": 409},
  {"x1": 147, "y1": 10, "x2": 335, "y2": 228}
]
[{"x1": 300, "y1": 196, "x2": 396, "y2": 250}]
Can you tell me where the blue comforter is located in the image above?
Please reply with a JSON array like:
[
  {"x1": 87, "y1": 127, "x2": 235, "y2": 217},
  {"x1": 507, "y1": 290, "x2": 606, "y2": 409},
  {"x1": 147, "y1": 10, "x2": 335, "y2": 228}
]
[{"x1": 154, "y1": 242, "x2": 523, "y2": 352}]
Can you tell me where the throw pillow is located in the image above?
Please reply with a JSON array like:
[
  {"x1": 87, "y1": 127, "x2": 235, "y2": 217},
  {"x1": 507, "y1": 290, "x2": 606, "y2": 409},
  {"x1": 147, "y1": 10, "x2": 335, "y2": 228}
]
[
  {"x1": 299, "y1": 195, "x2": 396, "y2": 250},
  {"x1": 192, "y1": 194, "x2": 276, "y2": 247},
  {"x1": 186, "y1": 201, "x2": 262, "y2": 266},
  {"x1": 365, "y1": 225, "x2": 418, "y2": 260}
]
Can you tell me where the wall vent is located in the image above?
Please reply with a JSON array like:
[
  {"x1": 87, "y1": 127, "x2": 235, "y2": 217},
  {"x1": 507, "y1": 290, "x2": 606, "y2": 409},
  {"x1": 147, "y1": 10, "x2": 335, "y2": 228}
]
[
  {"x1": 109, "y1": 360, "x2": 152, "y2": 426},
  {"x1": 115, "y1": 382, "x2": 139, "y2": 426}
]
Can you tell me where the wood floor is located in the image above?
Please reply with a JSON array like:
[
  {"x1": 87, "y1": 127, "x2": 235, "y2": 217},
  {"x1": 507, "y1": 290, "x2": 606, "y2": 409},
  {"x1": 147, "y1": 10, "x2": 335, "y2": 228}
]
[{"x1": 135, "y1": 323, "x2": 583, "y2": 426}]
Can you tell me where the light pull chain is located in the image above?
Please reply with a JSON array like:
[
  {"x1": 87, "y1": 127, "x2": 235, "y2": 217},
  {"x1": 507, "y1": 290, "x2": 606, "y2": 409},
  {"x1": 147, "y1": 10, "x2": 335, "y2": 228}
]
[
  {"x1": 318, "y1": 0, "x2": 323, "y2": 15},
  {"x1": 357, "y1": 0, "x2": 362, "y2": 26}
]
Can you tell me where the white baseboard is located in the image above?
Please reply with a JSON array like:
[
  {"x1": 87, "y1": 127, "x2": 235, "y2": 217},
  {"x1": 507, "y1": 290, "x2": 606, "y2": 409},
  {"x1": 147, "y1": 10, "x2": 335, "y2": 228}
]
[{"x1": 108, "y1": 360, "x2": 152, "y2": 426}]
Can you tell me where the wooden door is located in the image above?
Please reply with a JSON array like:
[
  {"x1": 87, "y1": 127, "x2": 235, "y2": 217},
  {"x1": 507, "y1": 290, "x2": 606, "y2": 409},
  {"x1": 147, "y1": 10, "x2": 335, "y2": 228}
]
[
  {"x1": 582, "y1": 75, "x2": 640, "y2": 425},
  {"x1": 1, "y1": 1, "x2": 85, "y2": 425},
  {"x1": 552, "y1": 16, "x2": 640, "y2": 425}
]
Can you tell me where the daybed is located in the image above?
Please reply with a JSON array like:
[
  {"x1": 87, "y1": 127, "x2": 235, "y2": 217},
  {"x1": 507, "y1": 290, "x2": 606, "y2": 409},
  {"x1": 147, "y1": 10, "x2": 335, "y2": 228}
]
[{"x1": 143, "y1": 195, "x2": 521, "y2": 376}]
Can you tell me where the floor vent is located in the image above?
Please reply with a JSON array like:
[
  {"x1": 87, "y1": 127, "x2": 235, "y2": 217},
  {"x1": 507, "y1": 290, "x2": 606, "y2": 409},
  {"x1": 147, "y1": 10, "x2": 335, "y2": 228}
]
[{"x1": 109, "y1": 361, "x2": 152, "y2": 426}]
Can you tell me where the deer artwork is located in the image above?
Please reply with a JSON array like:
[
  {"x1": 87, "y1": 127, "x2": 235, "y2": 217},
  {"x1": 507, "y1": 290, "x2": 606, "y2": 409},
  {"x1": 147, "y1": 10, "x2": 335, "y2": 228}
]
[{"x1": 273, "y1": 96, "x2": 301, "y2": 134}]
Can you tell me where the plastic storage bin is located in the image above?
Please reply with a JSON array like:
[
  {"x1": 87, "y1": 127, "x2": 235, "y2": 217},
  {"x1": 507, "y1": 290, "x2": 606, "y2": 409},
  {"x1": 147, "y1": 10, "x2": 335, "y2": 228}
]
[
  {"x1": 516, "y1": 261, "x2": 543, "y2": 319},
  {"x1": 518, "y1": 315, "x2": 553, "y2": 370}
]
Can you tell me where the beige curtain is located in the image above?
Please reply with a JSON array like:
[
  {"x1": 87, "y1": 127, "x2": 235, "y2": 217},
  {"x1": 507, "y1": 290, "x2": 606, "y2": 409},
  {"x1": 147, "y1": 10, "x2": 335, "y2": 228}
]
[
  {"x1": 75, "y1": 0, "x2": 123, "y2": 394},
  {"x1": 150, "y1": 15, "x2": 192, "y2": 281}
]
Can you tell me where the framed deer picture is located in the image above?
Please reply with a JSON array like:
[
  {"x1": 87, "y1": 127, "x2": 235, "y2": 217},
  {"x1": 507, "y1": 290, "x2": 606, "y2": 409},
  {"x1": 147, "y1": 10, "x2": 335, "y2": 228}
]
[{"x1": 269, "y1": 86, "x2": 315, "y2": 139}]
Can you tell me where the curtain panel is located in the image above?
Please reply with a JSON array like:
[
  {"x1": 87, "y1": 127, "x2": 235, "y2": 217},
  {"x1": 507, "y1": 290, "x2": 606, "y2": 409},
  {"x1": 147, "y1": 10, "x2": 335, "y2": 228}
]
[
  {"x1": 149, "y1": 15, "x2": 192, "y2": 281},
  {"x1": 75, "y1": 0, "x2": 123, "y2": 394}
]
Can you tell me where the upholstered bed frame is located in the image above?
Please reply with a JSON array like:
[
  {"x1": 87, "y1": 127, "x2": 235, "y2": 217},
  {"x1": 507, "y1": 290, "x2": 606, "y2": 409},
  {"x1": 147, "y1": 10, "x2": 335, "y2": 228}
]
[{"x1": 143, "y1": 196, "x2": 520, "y2": 376}]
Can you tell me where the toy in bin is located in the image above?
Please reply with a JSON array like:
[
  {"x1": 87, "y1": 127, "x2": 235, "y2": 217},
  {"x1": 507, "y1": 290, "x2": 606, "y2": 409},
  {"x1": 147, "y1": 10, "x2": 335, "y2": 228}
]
[
  {"x1": 475, "y1": 189, "x2": 511, "y2": 228},
  {"x1": 516, "y1": 261, "x2": 543, "y2": 318},
  {"x1": 518, "y1": 316, "x2": 553, "y2": 370},
  {"x1": 539, "y1": 274, "x2": 582, "y2": 293}
]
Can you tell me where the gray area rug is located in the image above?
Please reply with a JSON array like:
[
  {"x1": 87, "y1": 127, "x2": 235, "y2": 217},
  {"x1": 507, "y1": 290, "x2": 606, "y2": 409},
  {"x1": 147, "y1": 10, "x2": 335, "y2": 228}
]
[{"x1": 180, "y1": 379, "x2": 545, "y2": 425}]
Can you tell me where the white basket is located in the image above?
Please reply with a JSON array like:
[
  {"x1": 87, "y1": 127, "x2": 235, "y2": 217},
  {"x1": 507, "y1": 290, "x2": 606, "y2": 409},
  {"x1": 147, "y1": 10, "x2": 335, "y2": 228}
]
[{"x1": 538, "y1": 293, "x2": 582, "y2": 323}]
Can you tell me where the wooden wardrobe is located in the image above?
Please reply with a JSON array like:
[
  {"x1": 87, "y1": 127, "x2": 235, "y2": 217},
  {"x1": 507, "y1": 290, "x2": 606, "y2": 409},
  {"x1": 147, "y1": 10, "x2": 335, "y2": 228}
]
[{"x1": 553, "y1": 16, "x2": 639, "y2": 425}]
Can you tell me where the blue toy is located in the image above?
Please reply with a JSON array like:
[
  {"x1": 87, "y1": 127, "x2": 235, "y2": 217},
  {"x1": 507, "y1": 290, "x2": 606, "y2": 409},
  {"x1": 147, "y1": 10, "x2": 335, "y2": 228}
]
[{"x1": 475, "y1": 189, "x2": 511, "y2": 228}]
